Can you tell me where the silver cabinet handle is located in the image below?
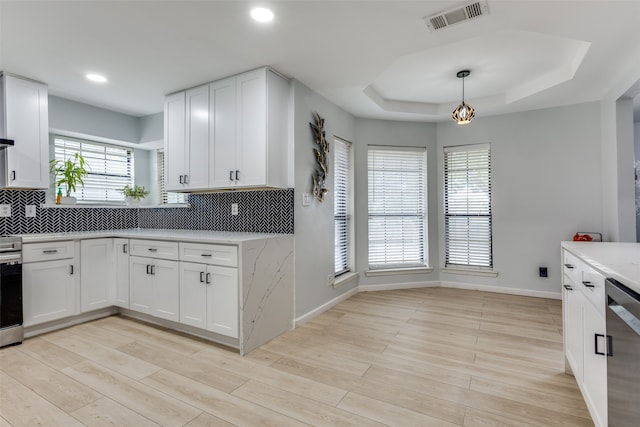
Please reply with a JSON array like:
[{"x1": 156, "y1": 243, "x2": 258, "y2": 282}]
[
  {"x1": 200, "y1": 271, "x2": 205, "y2": 283},
  {"x1": 123, "y1": 243, "x2": 128, "y2": 254},
  {"x1": 205, "y1": 272, "x2": 211, "y2": 284},
  {"x1": 184, "y1": 175, "x2": 189, "y2": 184},
  {"x1": 69, "y1": 265, "x2": 74, "y2": 275},
  {"x1": 582, "y1": 281, "x2": 595, "y2": 288},
  {"x1": 146, "y1": 264, "x2": 151, "y2": 274},
  {"x1": 229, "y1": 170, "x2": 234, "y2": 181},
  {"x1": 564, "y1": 264, "x2": 575, "y2": 269},
  {"x1": 563, "y1": 284, "x2": 573, "y2": 291},
  {"x1": 148, "y1": 248, "x2": 158, "y2": 252},
  {"x1": 150, "y1": 265, "x2": 156, "y2": 275},
  {"x1": 10, "y1": 171, "x2": 16, "y2": 181},
  {"x1": 179, "y1": 175, "x2": 184, "y2": 184},
  {"x1": 201, "y1": 253, "x2": 212, "y2": 257},
  {"x1": 235, "y1": 170, "x2": 240, "y2": 181},
  {"x1": 43, "y1": 249, "x2": 58, "y2": 254}
]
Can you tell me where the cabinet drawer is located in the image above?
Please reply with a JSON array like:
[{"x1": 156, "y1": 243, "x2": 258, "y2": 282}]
[
  {"x1": 129, "y1": 239, "x2": 179, "y2": 260},
  {"x1": 180, "y1": 242, "x2": 238, "y2": 267},
  {"x1": 23, "y1": 241, "x2": 75, "y2": 263},
  {"x1": 563, "y1": 250, "x2": 581, "y2": 284},
  {"x1": 581, "y1": 265, "x2": 606, "y2": 312}
]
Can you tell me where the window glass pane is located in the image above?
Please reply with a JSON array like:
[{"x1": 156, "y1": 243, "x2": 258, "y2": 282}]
[
  {"x1": 334, "y1": 139, "x2": 351, "y2": 275},
  {"x1": 53, "y1": 136, "x2": 134, "y2": 203},
  {"x1": 444, "y1": 144, "x2": 492, "y2": 268},
  {"x1": 368, "y1": 147, "x2": 427, "y2": 269}
]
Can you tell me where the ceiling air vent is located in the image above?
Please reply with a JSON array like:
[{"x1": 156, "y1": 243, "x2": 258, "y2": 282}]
[{"x1": 424, "y1": 1, "x2": 489, "y2": 32}]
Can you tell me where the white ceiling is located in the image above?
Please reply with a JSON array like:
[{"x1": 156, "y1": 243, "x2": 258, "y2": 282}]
[{"x1": 2, "y1": 0, "x2": 640, "y2": 122}]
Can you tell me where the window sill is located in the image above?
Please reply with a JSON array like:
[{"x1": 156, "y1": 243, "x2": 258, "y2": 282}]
[
  {"x1": 41, "y1": 203, "x2": 190, "y2": 209},
  {"x1": 365, "y1": 267, "x2": 433, "y2": 277},
  {"x1": 440, "y1": 267, "x2": 499, "y2": 278},
  {"x1": 333, "y1": 271, "x2": 358, "y2": 289}
]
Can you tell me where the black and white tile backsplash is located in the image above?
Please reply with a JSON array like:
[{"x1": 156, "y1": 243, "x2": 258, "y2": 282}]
[{"x1": 0, "y1": 189, "x2": 294, "y2": 235}]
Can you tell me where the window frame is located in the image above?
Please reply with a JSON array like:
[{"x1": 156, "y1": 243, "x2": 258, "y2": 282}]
[
  {"x1": 334, "y1": 137, "x2": 353, "y2": 277},
  {"x1": 443, "y1": 143, "x2": 493, "y2": 271},
  {"x1": 367, "y1": 145, "x2": 428, "y2": 271},
  {"x1": 52, "y1": 135, "x2": 134, "y2": 204}
]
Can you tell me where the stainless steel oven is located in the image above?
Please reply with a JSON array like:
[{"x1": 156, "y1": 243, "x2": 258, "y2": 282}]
[
  {"x1": 0, "y1": 236, "x2": 23, "y2": 347},
  {"x1": 606, "y1": 277, "x2": 640, "y2": 427}
]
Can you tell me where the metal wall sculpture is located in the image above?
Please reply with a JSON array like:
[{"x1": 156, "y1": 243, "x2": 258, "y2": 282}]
[{"x1": 309, "y1": 111, "x2": 329, "y2": 202}]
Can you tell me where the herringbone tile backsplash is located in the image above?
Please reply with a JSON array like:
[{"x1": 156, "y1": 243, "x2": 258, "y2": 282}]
[{"x1": 0, "y1": 189, "x2": 294, "y2": 235}]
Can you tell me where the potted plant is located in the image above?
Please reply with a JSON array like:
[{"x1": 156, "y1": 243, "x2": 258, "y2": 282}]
[
  {"x1": 49, "y1": 153, "x2": 89, "y2": 205},
  {"x1": 120, "y1": 184, "x2": 149, "y2": 206}
]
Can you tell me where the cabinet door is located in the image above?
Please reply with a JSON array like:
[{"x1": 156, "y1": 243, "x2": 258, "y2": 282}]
[
  {"x1": 129, "y1": 256, "x2": 154, "y2": 315},
  {"x1": 152, "y1": 259, "x2": 180, "y2": 322},
  {"x1": 236, "y1": 69, "x2": 266, "y2": 187},
  {"x1": 114, "y1": 238, "x2": 130, "y2": 308},
  {"x1": 23, "y1": 259, "x2": 78, "y2": 326},
  {"x1": 564, "y1": 281, "x2": 584, "y2": 382},
  {"x1": 179, "y1": 262, "x2": 207, "y2": 329},
  {"x1": 583, "y1": 301, "x2": 608, "y2": 427},
  {"x1": 80, "y1": 239, "x2": 114, "y2": 312},
  {"x1": 207, "y1": 265, "x2": 238, "y2": 338},
  {"x1": 1, "y1": 75, "x2": 49, "y2": 189},
  {"x1": 209, "y1": 77, "x2": 237, "y2": 188},
  {"x1": 164, "y1": 91, "x2": 186, "y2": 191},
  {"x1": 185, "y1": 85, "x2": 210, "y2": 190}
]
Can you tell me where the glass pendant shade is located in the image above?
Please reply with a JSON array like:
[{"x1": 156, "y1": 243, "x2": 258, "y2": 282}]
[{"x1": 452, "y1": 70, "x2": 475, "y2": 124}]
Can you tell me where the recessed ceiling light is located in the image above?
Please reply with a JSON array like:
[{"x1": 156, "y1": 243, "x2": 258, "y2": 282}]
[
  {"x1": 250, "y1": 7, "x2": 274, "y2": 23},
  {"x1": 86, "y1": 73, "x2": 107, "y2": 83}
]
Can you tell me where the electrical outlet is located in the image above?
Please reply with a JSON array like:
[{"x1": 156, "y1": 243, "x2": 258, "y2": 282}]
[
  {"x1": 302, "y1": 192, "x2": 312, "y2": 206},
  {"x1": 0, "y1": 204, "x2": 11, "y2": 217},
  {"x1": 231, "y1": 203, "x2": 238, "y2": 216},
  {"x1": 539, "y1": 267, "x2": 548, "y2": 278},
  {"x1": 25, "y1": 205, "x2": 37, "y2": 218},
  {"x1": 327, "y1": 273, "x2": 335, "y2": 287}
]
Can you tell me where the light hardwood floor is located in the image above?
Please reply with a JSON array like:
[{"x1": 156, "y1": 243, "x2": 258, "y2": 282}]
[{"x1": 0, "y1": 287, "x2": 593, "y2": 426}]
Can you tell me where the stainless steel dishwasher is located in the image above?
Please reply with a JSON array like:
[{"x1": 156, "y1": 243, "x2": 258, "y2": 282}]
[{"x1": 606, "y1": 277, "x2": 640, "y2": 427}]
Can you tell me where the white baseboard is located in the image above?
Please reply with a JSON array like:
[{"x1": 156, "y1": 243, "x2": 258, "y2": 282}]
[
  {"x1": 24, "y1": 307, "x2": 118, "y2": 338},
  {"x1": 294, "y1": 287, "x2": 358, "y2": 326},
  {"x1": 358, "y1": 281, "x2": 440, "y2": 292},
  {"x1": 440, "y1": 281, "x2": 562, "y2": 300}
]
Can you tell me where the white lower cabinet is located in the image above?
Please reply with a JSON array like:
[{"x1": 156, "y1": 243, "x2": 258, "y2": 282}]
[
  {"x1": 113, "y1": 238, "x2": 130, "y2": 308},
  {"x1": 23, "y1": 259, "x2": 78, "y2": 327},
  {"x1": 562, "y1": 247, "x2": 608, "y2": 427},
  {"x1": 180, "y1": 261, "x2": 238, "y2": 338},
  {"x1": 129, "y1": 256, "x2": 179, "y2": 322},
  {"x1": 80, "y1": 239, "x2": 114, "y2": 312}
]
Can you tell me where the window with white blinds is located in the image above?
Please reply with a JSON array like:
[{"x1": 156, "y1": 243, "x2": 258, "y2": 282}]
[
  {"x1": 444, "y1": 144, "x2": 493, "y2": 268},
  {"x1": 334, "y1": 138, "x2": 352, "y2": 276},
  {"x1": 157, "y1": 151, "x2": 187, "y2": 204},
  {"x1": 53, "y1": 136, "x2": 134, "y2": 203},
  {"x1": 368, "y1": 146, "x2": 427, "y2": 269}
]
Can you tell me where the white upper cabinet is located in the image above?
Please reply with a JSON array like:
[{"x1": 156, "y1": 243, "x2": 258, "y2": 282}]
[
  {"x1": 164, "y1": 67, "x2": 290, "y2": 192},
  {"x1": 0, "y1": 73, "x2": 49, "y2": 189}
]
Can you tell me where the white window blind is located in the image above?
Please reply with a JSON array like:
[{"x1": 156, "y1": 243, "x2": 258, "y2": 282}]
[
  {"x1": 334, "y1": 138, "x2": 352, "y2": 276},
  {"x1": 54, "y1": 136, "x2": 134, "y2": 203},
  {"x1": 368, "y1": 146, "x2": 427, "y2": 269},
  {"x1": 444, "y1": 144, "x2": 492, "y2": 268},
  {"x1": 157, "y1": 151, "x2": 187, "y2": 204}
]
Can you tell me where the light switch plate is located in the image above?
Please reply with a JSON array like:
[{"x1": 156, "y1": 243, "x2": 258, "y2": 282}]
[
  {"x1": 302, "y1": 192, "x2": 312, "y2": 206},
  {"x1": 0, "y1": 204, "x2": 11, "y2": 217},
  {"x1": 25, "y1": 205, "x2": 37, "y2": 218}
]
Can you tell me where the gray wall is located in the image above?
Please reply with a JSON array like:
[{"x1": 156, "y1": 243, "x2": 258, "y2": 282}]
[
  {"x1": 437, "y1": 102, "x2": 603, "y2": 295},
  {"x1": 635, "y1": 122, "x2": 640, "y2": 242},
  {"x1": 292, "y1": 80, "x2": 357, "y2": 318},
  {"x1": 354, "y1": 119, "x2": 439, "y2": 286}
]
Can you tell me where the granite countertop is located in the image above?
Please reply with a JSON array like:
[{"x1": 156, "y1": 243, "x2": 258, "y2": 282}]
[
  {"x1": 16, "y1": 229, "x2": 289, "y2": 245},
  {"x1": 562, "y1": 241, "x2": 640, "y2": 294}
]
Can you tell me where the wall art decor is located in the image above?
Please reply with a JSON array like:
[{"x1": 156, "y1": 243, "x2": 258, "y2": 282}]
[{"x1": 309, "y1": 111, "x2": 329, "y2": 202}]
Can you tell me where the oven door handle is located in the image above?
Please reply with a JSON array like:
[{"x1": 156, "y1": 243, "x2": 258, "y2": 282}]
[{"x1": 0, "y1": 253, "x2": 22, "y2": 264}]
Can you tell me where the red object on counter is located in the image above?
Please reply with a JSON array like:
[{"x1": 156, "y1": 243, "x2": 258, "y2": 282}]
[{"x1": 573, "y1": 233, "x2": 593, "y2": 241}]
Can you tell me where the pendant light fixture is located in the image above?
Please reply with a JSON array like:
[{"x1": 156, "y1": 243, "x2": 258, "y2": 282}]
[{"x1": 452, "y1": 70, "x2": 475, "y2": 124}]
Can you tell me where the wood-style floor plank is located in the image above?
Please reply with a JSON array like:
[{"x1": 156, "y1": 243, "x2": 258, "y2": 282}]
[{"x1": 0, "y1": 287, "x2": 591, "y2": 427}]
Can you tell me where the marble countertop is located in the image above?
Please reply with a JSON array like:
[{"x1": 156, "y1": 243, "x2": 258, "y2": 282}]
[
  {"x1": 562, "y1": 241, "x2": 640, "y2": 294},
  {"x1": 15, "y1": 229, "x2": 290, "y2": 245}
]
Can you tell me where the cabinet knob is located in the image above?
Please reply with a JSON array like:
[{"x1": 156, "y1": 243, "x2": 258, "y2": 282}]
[
  {"x1": 148, "y1": 248, "x2": 158, "y2": 252},
  {"x1": 184, "y1": 175, "x2": 189, "y2": 184},
  {"x1": 206, "y1": 272, "x2": 211, "y2": 284},
  {"x1": 10, "y1": 171, "x2": 16, "y2": 181},
  {"x1": 69, "y1": 265, "x2": 74, "y2": 275},
  {"x1": 123, "y1": 244, "x2": 128, "y2": 254},
  {"x1": 563, "y1": 284, "x2": 573, "y2": 291},
  {"x1": 200, "y1": 271, "x2": 205, "y2": 283},
  {"x1": 582, "y1": 281, "x2": 595, "y2": 288},
  {"x1": 235, "y1": 170, "x2": 240, "y2": 181},
  {"x1": 229, "y1": 170, "x2": 234, "y2": 181},
  {"x1": 564, "y1": 264, "x2": 575, "y2": 269},
  {"x1": 179, "y1": 175, "x2": 183, "y2": 184}
]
